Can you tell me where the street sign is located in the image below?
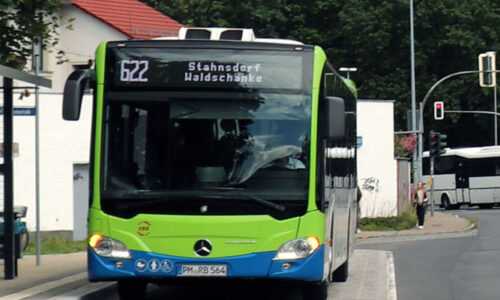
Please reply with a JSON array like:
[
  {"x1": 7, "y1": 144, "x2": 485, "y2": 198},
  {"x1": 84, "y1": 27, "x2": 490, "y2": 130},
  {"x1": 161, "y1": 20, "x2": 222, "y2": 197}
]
[
  {"x1": 406, "y1": 109, "x2": 421, "y2": 131},
  {"x1": 356, "y1": 136, "x2": 363, "y2": 147}
]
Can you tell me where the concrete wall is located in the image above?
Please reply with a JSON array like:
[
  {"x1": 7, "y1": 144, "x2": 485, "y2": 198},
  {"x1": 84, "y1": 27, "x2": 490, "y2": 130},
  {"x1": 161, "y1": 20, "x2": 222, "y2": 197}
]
[{"x1": 357, "y1": 100, "x2": 398, "y2": 217}]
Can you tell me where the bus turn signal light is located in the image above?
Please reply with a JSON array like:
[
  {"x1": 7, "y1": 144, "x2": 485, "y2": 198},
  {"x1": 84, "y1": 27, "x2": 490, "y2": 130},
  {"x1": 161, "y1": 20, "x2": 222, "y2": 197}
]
[
  {"x1": 88, "y1": 233, "x2": 132, "y2": 259},
  {"x1": 88, "y1": 233, "x2": 103, "y2": 248}
]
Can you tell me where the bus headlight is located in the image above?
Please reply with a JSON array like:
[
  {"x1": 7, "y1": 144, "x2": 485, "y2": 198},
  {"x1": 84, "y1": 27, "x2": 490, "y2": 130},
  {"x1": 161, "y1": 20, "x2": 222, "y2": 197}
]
[
  {"x1": 88, "y1": 233, "x2": 131, "y2": 259},
  {"x1": 273, "y1": 236, "x2": 321, "y2": 260}
]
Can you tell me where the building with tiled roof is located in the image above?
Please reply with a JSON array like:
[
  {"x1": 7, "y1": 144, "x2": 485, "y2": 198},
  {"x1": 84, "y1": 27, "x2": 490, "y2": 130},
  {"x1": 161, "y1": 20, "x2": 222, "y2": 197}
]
[
  {"x1": 4, "y1": 0, "x2": 183, "y2": 237},
  {"x1": 41, "y1": 0, "x2": 183, "y2": 92},
  {"x1": 67, "y1": 0, "x2": 182, "y2": 39}
]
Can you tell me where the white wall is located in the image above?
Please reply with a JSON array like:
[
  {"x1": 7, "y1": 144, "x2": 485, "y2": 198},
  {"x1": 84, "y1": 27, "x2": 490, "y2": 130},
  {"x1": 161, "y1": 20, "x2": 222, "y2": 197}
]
[
  {"x1": 11, "y1": 94, "x2": 92, "y2": 231},
  {"x1": 1, "y1": 4, "x2": 127, "y2": 232},
  {"x1": 357, "y1": 100, "x2": 398, "y2": 217}
]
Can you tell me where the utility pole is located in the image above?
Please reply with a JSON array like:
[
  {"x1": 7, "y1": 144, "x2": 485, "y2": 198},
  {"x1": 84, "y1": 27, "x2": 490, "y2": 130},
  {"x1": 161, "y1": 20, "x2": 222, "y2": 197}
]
[
  {"x1": 34, "y1": 53, "x2": 42, "y2": 266},
  {"x1": 494, "y1": 82, "x2": 498, "y2": 145},
  {"x1": 409, "y1": 0, "x2": 418, "y2": 184}
]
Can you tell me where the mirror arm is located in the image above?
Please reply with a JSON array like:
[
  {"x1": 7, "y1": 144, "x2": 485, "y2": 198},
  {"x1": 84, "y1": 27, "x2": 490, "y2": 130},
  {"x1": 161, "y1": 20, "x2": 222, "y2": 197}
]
[{"x1": 63, "y1": 69, "x2": 90, "y2": 120}]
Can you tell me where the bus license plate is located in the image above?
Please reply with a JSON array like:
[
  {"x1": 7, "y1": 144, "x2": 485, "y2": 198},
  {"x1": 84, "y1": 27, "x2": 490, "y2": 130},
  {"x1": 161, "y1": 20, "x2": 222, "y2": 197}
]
[{"x1": 179, "y1": 264, "x2": 227, "y2": 277}]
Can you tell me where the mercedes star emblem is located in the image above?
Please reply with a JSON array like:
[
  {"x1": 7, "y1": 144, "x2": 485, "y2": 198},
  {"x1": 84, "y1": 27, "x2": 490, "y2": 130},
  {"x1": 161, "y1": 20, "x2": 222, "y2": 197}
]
[{"x1": 194, "y1": 239, "x2": 212, "y2": 257}]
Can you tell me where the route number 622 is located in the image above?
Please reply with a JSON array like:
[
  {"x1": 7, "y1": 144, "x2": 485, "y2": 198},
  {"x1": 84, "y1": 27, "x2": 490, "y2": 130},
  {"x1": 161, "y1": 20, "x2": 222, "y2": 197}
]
[{"x1": 120, "y1": 60, "x2": 149, "y2": 82}]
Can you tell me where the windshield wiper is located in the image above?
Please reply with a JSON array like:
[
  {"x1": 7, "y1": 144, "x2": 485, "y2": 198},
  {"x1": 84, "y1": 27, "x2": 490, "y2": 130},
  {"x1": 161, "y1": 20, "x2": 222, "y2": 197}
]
[
  {"x1": 108, "y1": 190, "x2": 202, "y2": 210},
  {"x1": 199, "y1": 188, "x2": 286, "y2": 212},
  {"x1": 108, "y1": 189, "x2": 286, "y2": 212},
  {"x1": 114, "y1": 197, "x2": 177, "y2": 210},
  {"x1": 237, "y1": 194, "x2": 286, "y2": 212}
]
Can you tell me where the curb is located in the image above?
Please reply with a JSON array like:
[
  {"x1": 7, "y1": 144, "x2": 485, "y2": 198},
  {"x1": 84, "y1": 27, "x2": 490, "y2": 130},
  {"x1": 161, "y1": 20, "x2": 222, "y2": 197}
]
[
  {"x1": 356, "y1": 224, "x2": 477, "y2": 245},
  {"x1": 79, "y1": 282, "x2": 117, "y2": 300},
  {"x1": 2, "y1": 272, "x2": 88, "y2": 299}
]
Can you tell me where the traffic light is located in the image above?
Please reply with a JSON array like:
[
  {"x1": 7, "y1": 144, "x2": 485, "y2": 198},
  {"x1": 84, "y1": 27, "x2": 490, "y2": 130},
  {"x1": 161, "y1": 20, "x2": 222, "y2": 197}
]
[
  {"x1": 434, "y1": 101, "x2": 444, "y2": 120},
  {"x1": 438, "y1": 133, "x2": 447, "y2": 155},
  {"x1": 429, "y1": 131, "x2": 447, "y2": 159},
  {"x1": 478, "y1": 51, "x2": 496, "y2": 87},
  {"x1": 429, "y1": 131, "x2": 439, "y2": 158}
]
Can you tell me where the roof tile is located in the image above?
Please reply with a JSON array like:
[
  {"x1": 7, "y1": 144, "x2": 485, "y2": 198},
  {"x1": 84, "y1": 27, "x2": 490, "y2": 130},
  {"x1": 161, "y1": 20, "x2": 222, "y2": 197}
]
[{"x1": 69, "y1": 0, "x2": 183, "y2": 39}]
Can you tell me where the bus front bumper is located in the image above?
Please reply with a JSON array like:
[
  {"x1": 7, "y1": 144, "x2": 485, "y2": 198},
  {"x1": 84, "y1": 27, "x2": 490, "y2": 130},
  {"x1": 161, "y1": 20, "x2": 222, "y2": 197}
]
[{"x1": 88, "y1": 245, "x2": 325, "y2": 282}]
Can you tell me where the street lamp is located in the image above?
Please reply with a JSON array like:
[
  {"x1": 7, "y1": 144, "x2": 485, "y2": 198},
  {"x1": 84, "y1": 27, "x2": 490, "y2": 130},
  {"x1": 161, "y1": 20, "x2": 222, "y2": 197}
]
[{"x1": 339, "y1": 67, "x2": 357, "y2": 79}]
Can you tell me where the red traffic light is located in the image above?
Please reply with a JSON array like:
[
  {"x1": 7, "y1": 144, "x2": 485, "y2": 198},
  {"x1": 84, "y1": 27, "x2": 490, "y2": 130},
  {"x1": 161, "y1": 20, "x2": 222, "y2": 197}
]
[{"x1": 434, "y1": 101, "x2": 444, "y2": 120}]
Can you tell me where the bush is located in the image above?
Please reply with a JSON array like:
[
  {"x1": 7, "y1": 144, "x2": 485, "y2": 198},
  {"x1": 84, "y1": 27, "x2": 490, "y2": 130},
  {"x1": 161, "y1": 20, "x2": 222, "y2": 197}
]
[{"x1": 360, "y1": 208, "x2": 417, "y2": 231}]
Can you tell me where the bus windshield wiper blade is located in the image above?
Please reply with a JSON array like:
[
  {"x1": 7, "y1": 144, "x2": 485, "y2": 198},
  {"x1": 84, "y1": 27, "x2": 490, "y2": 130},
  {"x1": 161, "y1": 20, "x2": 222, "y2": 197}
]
[
  {"x1": 108, "y1": 190, "x2": 286, "y2": 212},
  {"x1": 237, "y1": 194, "x2": 286, "y2": 212},
  {"x1": 109, "y1": 191, "x2": 201, "y2": 210},
  {"x1": 114, "y1": 197, "x2": 175, "y2": 210}
]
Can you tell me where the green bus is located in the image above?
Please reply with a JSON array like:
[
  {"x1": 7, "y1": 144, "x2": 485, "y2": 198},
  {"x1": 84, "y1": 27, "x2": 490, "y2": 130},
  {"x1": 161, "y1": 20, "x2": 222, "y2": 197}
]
[{"x1": 63, "y1": 27, "x2": 358, "y2": 300}]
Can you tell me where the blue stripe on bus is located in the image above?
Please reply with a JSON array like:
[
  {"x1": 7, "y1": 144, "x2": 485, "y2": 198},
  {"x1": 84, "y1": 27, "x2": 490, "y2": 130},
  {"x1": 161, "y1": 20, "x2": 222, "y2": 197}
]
[{"x1": 88, "y1": 245, "x2": 324, "y2": 281}]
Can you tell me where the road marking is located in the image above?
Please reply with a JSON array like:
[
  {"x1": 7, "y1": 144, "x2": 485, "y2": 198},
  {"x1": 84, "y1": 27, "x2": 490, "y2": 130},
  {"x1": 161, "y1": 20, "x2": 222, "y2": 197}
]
[
  {"x1": 2, "y1": 272, "x2": 87, "y2": 300},
  {"x1": 386, "y1": 251, "x2": 397, "y2": 300}
]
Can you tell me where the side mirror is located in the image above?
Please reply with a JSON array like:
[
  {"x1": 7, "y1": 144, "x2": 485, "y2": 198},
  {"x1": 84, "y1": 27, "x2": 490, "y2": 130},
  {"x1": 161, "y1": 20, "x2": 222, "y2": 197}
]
[
  {"x1": 63, "y1": 70, "x2": 90, "y2": 120},
  {"x1": 325, "y1": 96, "x2": 345, "y2": 139}
]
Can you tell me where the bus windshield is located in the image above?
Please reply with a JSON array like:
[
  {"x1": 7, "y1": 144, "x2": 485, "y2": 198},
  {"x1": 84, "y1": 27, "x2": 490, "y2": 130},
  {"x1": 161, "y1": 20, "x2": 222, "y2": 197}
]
[{"x1": 101, "y1": 91, "x2": 311, "y2": 206}]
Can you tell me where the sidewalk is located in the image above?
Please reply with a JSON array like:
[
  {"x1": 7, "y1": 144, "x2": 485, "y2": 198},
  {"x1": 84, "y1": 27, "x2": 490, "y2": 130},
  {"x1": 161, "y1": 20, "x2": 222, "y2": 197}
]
[
  {"x1": 0, "y1": 252, "x2": 88, "y2": 298},
  {"x1": 356, "y1": 210, "x2": 476, "y2": 244}
]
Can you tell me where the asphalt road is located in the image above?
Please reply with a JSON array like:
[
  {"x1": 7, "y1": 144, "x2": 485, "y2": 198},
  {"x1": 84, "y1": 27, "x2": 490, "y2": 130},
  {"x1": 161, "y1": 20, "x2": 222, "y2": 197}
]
[
  {"x1": 97, "y1": 280, "x2": 304, "y2": 300},
  {"x1": 361, "y1": 207, "x2": 500, "y2": 300}
]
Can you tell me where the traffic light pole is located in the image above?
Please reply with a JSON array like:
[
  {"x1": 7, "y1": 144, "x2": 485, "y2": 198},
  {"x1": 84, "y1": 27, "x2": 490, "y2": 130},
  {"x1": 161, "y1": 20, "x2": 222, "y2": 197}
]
[
  {"x1": 418, "y1": 102, "x2": 424, "y2": 181},
  {"x1": 495, "y1": 85, "x2": 498, "y2": 145},
  {"x1": 421, "y1": 70, "x2": 500, "y2": 108},
  {"x1": 430, "y1": 156, "x2": 435, "y2": 217},
  {"x1": 444, "y1": 110, "x2": 500, "y2": 117}
]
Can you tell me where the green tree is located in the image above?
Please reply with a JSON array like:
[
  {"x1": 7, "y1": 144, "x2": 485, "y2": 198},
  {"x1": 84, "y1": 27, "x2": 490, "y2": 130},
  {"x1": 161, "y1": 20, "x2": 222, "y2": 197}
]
[
  {"x1": 336, "y1": 0, "x2": 499, "y2": 144},
  {"x1": 0, "y1": 0, "x2": 61, "y2": 69},
  {"x1": 142, "y1": 0, "x2": 500, "y2": 147}
]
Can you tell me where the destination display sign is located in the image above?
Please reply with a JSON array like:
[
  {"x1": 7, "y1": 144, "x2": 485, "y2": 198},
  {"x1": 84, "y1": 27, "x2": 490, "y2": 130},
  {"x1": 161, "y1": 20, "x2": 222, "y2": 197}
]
[{"x1": 106, "y1": 47, "x2": 305, "y2": 90}]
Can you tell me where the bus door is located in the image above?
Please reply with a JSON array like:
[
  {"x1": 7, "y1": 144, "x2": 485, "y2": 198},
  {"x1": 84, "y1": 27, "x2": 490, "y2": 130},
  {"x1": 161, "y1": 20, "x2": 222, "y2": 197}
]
[{"x1": 455, "y1": 160, "x2": 470, "y2": 204}]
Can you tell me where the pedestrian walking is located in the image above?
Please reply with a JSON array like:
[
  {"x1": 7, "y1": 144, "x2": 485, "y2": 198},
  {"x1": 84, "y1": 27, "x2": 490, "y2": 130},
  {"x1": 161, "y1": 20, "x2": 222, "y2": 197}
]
[{"x1": 414, "y1": 181, "x2": 428, "y2": 229}]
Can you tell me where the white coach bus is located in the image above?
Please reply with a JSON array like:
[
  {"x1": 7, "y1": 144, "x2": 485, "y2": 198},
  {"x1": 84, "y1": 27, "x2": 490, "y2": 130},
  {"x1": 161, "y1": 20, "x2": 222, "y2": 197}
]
[{"x1": 422, "y1": 146, "x2": 500, "y2": 209}]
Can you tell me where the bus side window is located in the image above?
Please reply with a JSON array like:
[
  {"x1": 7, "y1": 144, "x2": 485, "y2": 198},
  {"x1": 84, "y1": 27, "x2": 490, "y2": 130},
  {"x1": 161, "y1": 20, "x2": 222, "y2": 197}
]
[
  {"x1": 435, "y1": 156, "x2": 454, "y2": 174},
  {"x1": 422, "y1": 157, "x2": 430, "y2": 175},
  {"x1": 469, "y1": 158, "x2": 496, "y2": 177}
]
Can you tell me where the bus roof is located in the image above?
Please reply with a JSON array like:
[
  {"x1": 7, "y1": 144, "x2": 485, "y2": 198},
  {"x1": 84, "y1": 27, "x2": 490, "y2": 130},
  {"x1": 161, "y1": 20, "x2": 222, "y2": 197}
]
[
  {"x1": 423, "y1": 146, "x2": 500, "y2": 159},
  {"x1": 154, "y1": 27, "x2": 304, "y2": 46}
]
